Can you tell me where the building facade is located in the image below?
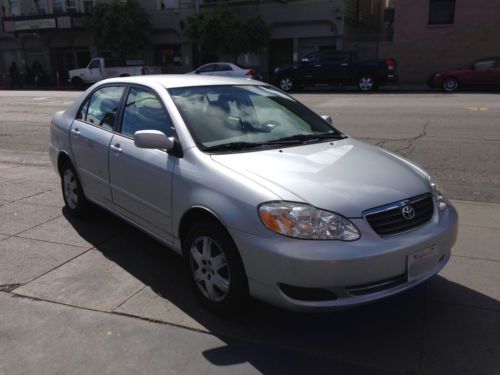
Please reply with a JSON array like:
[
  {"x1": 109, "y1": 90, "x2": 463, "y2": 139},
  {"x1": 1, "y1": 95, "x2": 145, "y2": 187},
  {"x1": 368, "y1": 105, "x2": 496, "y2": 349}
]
[
  {"x1": 1, "y1": 0, "x2": 386, "y2": 84},
  {"x1": 379, "y1": 0, "x2": 500, "y2": 83}
]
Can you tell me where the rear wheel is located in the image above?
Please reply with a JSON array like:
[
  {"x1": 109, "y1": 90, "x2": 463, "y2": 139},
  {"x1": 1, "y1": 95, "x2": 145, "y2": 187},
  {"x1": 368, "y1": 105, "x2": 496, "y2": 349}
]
[
  {"x1": 442, "y1": 77, "x2": 460, "y2": 92},
  {"x1": 183, "y1": 221, "x2": 249, "y2": 314},
  {"x1": 60, "y1": 161, "x2": 91, "y2": 217},
  {"x1": 357, "y1": 74, "x2": 378, "y2": 92},
  {"x1": 279, "y1": 76, "x2": 295, "y2": 92}
]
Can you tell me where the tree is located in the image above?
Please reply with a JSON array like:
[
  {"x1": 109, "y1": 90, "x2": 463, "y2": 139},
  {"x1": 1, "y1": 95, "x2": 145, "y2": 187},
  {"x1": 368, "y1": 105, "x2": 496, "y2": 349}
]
[
  {"x1": 184, "y1": 8, "x2": 269, "y2": 62},
  {"x1": 84, "y1": 0, "x2": 151, "y2": 64}
]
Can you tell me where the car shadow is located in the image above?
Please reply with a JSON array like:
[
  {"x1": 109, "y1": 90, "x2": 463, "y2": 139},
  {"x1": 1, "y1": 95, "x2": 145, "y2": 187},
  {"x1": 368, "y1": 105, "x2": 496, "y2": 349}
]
[{"x1": 63, "y1": 207, "x2": 500, "y2": 374}]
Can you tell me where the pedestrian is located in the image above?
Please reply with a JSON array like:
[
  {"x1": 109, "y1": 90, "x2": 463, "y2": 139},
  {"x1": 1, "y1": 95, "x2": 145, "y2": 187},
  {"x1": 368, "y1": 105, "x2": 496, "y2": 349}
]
[{"x1": 9, "y1": 62, "x2": 18, "y2": 89}]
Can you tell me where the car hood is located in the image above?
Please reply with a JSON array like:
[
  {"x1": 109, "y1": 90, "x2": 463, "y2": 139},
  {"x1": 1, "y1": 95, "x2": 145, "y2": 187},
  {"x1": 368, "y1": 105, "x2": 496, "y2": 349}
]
[{"x1": 210, "y1": 139, "x2": 431, "y2": 218}]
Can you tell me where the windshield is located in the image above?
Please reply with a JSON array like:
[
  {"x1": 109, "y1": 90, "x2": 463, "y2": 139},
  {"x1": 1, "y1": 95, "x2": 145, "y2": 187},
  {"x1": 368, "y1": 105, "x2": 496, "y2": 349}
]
[{"x1": 168, "y1": 85, "x2": 345, "y2": 152}]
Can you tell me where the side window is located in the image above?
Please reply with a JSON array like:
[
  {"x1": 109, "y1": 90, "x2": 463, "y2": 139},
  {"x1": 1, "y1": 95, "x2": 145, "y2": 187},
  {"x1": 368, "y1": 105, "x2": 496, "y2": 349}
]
[
  {"x1": 88, "y1": 59, "x2": 100, "y2": 69},
  {"x1": 84, "y1": 86, "x2": 125, "y2": 130},
  {"x1": 197, "y1": 64, "x2": 214, "y2": 73},
  {"x1": 121, "y1": 87, "x2": 174, "y2": 138},
  {"x1": 215, "y1": 64, "x2": 232, "y2": 72},
  {"x1": 474, "y1": 60, "x2": 496, "y2": 70}
]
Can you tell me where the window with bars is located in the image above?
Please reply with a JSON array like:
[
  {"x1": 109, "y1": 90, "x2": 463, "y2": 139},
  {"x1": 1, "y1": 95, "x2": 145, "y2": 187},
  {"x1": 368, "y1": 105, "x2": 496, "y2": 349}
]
[{"x1": 429, "y1": 0, "x2": 455, "y2": 25}]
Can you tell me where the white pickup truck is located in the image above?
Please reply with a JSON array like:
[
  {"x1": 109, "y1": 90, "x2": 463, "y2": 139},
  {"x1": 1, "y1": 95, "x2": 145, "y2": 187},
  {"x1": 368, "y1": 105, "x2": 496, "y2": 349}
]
[{"x1": 68, "y1": 58, "x2": 161, "y2": 89}]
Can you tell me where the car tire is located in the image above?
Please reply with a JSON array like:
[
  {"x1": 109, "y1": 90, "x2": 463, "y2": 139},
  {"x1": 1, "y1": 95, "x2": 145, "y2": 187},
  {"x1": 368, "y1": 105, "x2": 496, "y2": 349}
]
[
  {"x1": 442, "y1": 77, "x2": 460, "y2": 92},
  {"x1": 357, "y1": 74, "x2": 378, "y2": 92},
  {"x1": 279, "y1": 76, "x2": 295, "y2": 92},
  {"x1": 183, "y1": 220, "x2": 249, "y2": 315},
  {"x1": 71, "y1": 77, "x2": 84, "y2": 90},
  {"x1": 60, "y1": 161, "x2": 91, "y2": 217}
]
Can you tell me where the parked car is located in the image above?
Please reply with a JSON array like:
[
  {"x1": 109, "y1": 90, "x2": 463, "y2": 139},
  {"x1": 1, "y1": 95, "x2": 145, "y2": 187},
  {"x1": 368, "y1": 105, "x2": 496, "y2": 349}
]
[
  {"x1": 50, "y1": 75, "x2": 457, "y2": 314},
  {"x1": 189, "y1": 62, "x2": 261, "y2": 80},
  {"x1": 428, "y1": 57, "x2": 500, "y2": 92},
  {"x1": 68, "y1": 57, "x2": 161, "y2": 89},
  {"x1": 272, "y1": 50, "x2": 398, "y2": 92}
]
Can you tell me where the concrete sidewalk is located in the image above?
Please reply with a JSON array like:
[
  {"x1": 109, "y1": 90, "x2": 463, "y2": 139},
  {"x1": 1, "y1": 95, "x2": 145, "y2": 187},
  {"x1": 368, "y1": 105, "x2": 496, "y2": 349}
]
[{"x1": 0, "y1": 153, "x2": 499, "y2": 374}]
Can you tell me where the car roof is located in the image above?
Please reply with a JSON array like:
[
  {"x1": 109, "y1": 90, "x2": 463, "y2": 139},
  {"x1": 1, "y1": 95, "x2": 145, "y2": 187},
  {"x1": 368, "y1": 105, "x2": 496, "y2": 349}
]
[{"x1": 101, "y1": 74, "x2": 262, "y2": 89}]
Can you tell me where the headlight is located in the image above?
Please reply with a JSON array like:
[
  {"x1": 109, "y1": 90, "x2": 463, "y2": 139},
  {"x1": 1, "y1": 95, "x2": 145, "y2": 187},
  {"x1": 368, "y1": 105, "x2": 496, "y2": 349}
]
[
  {"x1": 274, "y1": 67, "x2": 280, "y2": 73},
  {"x1": 429, "y1": 176, "x2": 446, "y2": 211},
  {"x1": 258, "y1": 202, "x2": 360, "y2": 241}
]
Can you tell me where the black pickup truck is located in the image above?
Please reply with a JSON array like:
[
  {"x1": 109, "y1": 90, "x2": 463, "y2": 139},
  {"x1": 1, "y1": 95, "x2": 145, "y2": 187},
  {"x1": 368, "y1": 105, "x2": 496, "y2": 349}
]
[{"x1": 272, "y1": 50, "x2": 398, "y2": 92}]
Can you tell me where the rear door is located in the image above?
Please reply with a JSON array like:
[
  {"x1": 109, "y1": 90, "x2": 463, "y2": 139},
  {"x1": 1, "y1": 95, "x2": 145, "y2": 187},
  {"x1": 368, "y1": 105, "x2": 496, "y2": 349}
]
[
  {"x1": 70, "y1": 85, "x2": 126, "y2": 207},
  {"x1": 108, "y1": 85, "x2": 177, "y2": 242},
  {"x1": 321, "y1": 51, "x2": 352, "y2": 83}
]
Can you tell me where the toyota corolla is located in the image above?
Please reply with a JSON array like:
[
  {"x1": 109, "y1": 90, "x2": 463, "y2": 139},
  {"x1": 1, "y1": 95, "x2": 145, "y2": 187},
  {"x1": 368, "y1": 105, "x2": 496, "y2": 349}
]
[{"x1": 49, "y1": 75, "x2": 458, "y2": 313}]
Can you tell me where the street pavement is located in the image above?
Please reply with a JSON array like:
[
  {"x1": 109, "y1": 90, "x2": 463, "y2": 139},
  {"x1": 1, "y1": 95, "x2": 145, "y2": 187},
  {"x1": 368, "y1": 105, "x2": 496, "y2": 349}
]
[{"x1": 0, "y1": 90, "x2": 499, "y2": 374}]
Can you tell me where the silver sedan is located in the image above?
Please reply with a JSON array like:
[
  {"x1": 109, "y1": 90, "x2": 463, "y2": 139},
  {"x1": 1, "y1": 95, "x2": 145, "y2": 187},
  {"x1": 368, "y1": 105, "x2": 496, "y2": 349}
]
[{"x1": 49, "y1": 75, "x2": 458, "y2": 314}]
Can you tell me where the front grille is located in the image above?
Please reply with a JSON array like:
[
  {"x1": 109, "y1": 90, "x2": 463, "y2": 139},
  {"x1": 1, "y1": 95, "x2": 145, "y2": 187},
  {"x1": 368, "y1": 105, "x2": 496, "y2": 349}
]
[{"x1": 364, "y1": 193, "x2": 434, "y2": 236}]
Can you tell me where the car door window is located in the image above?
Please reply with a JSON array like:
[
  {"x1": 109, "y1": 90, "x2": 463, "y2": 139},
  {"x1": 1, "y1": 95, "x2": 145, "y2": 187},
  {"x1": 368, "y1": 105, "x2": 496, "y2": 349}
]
[
  {"x1": 121, "y1": 87, "x2": 174, "y2": 138},
  {"x1": 79, "y1": 86, "x2": 125, "y2": 131},
  {"x1": 88, "y1": 59, "x2": 100, "y2": 69},
  {"x1": 474, "y1": 60, "x2": 496, "y2": 70},
  {"x1": 215, "y1": 64, "x2": 232, "y2": 72},
  {"x1": 197, "y1": 64, "x2": 215, "y2": 73}
]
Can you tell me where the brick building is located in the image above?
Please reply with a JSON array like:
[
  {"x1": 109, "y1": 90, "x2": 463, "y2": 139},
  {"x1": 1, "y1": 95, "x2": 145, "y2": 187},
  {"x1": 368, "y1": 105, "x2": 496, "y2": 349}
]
[{"x1": 379, "y1": 0, "x2": 500, "y2": 83}]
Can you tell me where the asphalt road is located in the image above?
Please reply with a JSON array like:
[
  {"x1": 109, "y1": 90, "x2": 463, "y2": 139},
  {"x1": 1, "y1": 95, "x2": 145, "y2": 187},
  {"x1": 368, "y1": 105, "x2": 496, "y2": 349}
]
[{"x1": 0, "y1": 90, "x2": 499, "y2": 203}]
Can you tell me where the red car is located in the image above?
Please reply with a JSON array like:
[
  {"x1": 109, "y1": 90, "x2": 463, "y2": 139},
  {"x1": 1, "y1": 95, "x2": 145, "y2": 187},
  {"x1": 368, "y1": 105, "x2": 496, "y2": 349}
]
[{"x1": 428, "y1": 57, "x2": 500, "y2": 92}]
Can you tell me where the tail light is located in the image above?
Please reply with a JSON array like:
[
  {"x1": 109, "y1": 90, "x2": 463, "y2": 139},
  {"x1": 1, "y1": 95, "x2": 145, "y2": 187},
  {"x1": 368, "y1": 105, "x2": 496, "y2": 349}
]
[
  {"x1": 386, "y1": 59, "x2": 396, "y2": 71},
  {"x1": 246, "y1": 69, "x2": 255, "y2": 76}
]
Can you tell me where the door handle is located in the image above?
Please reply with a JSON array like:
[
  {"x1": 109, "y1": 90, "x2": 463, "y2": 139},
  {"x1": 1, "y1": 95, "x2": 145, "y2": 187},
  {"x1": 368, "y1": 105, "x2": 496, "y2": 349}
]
[
  {"x1": 341, "y1": 63, "x2": 349, "y2": 66},
  {"x1": 314, "y1": 64, "x2": 322, "y2": 68},
  {"x1": 110, "y1": 143, "x2": 122, "y2": 153},
  {"x1": 71, "y1": 128, "x2": 80, "y2": 136}
]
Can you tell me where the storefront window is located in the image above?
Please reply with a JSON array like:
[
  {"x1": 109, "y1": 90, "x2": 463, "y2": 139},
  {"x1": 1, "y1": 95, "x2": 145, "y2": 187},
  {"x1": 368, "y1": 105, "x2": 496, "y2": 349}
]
[
  {"x1": 9, "y1": 0, "x2": 20, "y2": 16},
  {"x1": 53, "y1": 0, "x2": 64, "y2": 13},
  {"x1": 84, "y1": 0, "x2": 93, "y2": 13},
  {"x1": 66, "y1": 0, "x2": 77, "y2": 12},
  {"x1": 34, "y1": 0, "x2": 46, "y2": 15}
]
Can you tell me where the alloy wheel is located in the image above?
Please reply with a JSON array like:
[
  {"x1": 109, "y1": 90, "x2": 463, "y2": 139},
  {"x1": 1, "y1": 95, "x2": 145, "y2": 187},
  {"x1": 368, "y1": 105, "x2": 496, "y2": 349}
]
[
  {"x1": 63, "y1": 169, "x2": 79, "y2": 209},
  {"x1": 189, "y1": 236, "x2": 230, "y2": 302},
  {"x1": 443, "y1": 78, "x2": 459, "y2": 92},
  {"x1": 280, "y1": 77, "x2": 293, "y2": 92},
  {"x1": 359, "y1": 76, "x2": 375, "y2": 91}
]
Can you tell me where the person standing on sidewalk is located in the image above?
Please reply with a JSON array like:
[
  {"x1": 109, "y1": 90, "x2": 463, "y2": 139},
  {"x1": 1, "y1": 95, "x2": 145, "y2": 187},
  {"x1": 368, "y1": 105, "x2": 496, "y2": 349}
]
[{"x1": 9, "y1": 62, "x2": 20, "y2": 89}]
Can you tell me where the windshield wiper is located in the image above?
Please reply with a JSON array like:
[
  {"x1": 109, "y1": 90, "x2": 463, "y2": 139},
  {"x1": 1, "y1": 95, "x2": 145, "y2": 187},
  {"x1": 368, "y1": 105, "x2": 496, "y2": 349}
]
[
  {"x1": 203, "y1": 142, "x2": 266, "y2": 152},
  {"x1": 262, "y1": 132, "x2": 347, "y2": 145}
]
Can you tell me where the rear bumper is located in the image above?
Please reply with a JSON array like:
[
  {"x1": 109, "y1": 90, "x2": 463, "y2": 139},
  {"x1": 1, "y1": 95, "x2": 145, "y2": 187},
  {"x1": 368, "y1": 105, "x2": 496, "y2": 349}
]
[{"x1": 230, "y1": 203, "x2": 458, "y2": 311}]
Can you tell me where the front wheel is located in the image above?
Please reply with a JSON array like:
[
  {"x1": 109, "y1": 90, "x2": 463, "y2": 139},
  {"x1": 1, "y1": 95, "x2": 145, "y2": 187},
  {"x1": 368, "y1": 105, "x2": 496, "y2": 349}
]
[
  {"x1": 278, "y1": 76, "x2": 295, "y2": 92},
  {"x1": 60, "y1": 162, "x2": 91, "y2": 217},
  {"x1": 184, "y1": 221, "x2": 249, "y2": 314},
  {"x1": 357, "y1": 75, "x2": 378, "y2": 92},
  {"x1": 442, "y1": 77, "x2": 460, "y2": 92}
]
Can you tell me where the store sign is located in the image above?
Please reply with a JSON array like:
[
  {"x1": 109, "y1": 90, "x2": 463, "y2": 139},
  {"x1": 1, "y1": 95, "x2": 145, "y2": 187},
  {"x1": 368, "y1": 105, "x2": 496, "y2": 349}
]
[{"x1": 15, "y1": 18, "x2": 56, "y2": 31}]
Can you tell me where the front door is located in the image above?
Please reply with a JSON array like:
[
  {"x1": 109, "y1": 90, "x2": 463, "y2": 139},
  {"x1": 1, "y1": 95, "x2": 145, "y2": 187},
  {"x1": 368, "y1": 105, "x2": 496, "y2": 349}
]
[
  {"x1": 70, "y1": 85, "x2": 126, "y2": 207},
  {"x1": 109, "y1": 86, "x2": 177, "y2": 242}
]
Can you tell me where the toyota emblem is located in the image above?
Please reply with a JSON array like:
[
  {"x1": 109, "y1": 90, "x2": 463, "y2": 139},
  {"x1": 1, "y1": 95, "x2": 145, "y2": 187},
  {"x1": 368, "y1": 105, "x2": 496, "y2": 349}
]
[{"x1": 401, "y1": 205, "x2": 415, "y2": 220}]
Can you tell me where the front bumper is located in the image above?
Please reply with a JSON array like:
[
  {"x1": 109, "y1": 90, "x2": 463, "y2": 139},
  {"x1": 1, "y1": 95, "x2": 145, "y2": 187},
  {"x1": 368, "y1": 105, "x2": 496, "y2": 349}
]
[{"x1": 230, "y1": 203, "x2": 458, "y2": 311}]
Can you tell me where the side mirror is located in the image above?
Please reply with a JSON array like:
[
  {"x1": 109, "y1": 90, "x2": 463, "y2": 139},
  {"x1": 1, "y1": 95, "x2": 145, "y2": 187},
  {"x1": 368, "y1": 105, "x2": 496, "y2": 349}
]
[
  {"x1": 321, "y1": 115, "x2": 333, "y2": 125},
  {"x1": 134, "y1": 130, "x2": 175, "y2": 151}
]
